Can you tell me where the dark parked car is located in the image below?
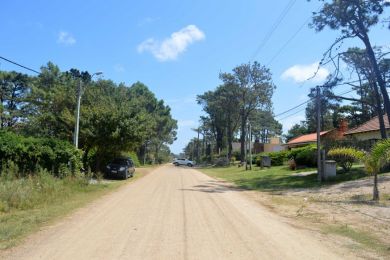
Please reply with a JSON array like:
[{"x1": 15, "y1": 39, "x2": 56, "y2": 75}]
[{"x1": 105, "y1": 157, "x2": 135, "y2": 179}]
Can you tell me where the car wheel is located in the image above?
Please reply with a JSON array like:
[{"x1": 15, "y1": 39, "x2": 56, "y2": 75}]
[
  {"x1": 187, "y1": 163, "x2": 193, "y2": 167},
  {"x1": 174, "y1": 162, "x2": 179, "y2": 166},
  {"x1": 123, "y1": 171, "x2": 128, "y2": 180}
]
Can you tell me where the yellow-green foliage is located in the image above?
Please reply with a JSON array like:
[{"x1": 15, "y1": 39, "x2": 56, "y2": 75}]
[
  {"x1": 328, "y1": 147, "x2": 364, "y2": 172},
  {"x1": 365, "y1": 139, "x2": 390, "y2": 175}
]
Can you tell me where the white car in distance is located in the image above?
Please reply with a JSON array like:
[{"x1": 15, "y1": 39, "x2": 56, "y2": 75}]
[{"x1": 173, "y1": 158, "x2": 195, "y2": 167}]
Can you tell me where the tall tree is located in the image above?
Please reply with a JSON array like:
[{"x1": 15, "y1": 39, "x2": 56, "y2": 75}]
[
  {"x1": 249, "y1": 109, "x2": 282, "y2": 143},
  {"x1": 0, "y1": 71, "x2": 30, "y2": 128},
  {"x1": 284, "y1": 122, "x2": 309, "y2": 142},
  {"x1": 310, "y1": 0, "x2": 390, "y2": 125},
  {"x1": 341, "y1": 47, "x2": 387, "y2": 138},
  {"x1": 220, "y1": 62, "x2": 275, "y2": 163}
]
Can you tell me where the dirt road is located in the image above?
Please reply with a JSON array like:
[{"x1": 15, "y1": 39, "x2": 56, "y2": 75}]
[{"x1": 2, "y1": 165, "x2": 351, "y2": 260}]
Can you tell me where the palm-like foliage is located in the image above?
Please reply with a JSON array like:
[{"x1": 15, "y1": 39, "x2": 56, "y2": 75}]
[{"x1": 365, "y1": 139, "x2": 390, "y2": 200}]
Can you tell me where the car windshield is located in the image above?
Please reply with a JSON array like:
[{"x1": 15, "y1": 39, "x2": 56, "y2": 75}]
[{"x1": 111, "y1": 159, "x2": 127, "y2": 165}]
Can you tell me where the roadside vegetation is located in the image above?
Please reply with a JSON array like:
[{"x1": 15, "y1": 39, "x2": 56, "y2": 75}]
[
  {"x1": 0, "y1": 163, "x2": 153, "y2": 249},
  {"x1": 0, "y1": 167, "x2": 115, "y2": 249},
  {"x1": 201, "y1": 164, "x2": 367, "y2": 192},
  {"x1": 0, "y1": 62, "x2": 176, "y2": 249},
  {"x1": 199, "y1": 140, "x2": 390, "y2": 258}
]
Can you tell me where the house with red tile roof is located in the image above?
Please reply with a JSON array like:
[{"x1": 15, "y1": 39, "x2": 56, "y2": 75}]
[
  {"x1": 344, "y1": 114, "x2": 390, "y2": 142},
  {"x1": 285, "y1": 119, "x2": 348, "y2": 149}
]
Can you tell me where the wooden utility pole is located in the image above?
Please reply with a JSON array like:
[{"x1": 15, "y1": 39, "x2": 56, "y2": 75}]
[
  {"x1": 244, "y1": 120, "x2": 248, "y2": 170},
  {"x1": 249, "y1": 122, "x2": 252, "y2": 170},
  {"x1": 197, "y1": 128, "x2": 200, "y2": 163},
  {"x1": 316, "y1": 86, "x2": 322, "y2": 182}
]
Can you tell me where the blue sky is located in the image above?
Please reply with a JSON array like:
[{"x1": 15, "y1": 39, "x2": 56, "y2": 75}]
[{"x1": 2, "y1": 0, "x2": 389, "y2": 154}]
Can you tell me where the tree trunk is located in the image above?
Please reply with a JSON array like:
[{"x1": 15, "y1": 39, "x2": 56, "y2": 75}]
[
  {"x1": 373, "y1": 172, "x2": 379, "y2": 201},
  {"x1": 216, "y1": 128, "x2": 223, "y2": 154},
  {"x1": 361, "y1": 34, "x2": 390, "y2": 125},
  {"x1": 240, "y1": 116, "x2": 246, "y2": 163},
  {"x1": 372, "y1": 81, "x2": 387, "y2": 139},
  {"x1": 227, "y1": 118, "x2": 233, "y2": 159}
]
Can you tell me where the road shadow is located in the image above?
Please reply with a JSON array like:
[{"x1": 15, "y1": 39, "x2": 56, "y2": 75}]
[{"x1": 179, "y1": 181, "x2": 239, "y2": 194}]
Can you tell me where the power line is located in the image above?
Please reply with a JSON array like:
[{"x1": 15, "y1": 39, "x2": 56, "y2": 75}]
[
  {"x1": 266, "y1": 5, "x2": 324, "y2": 66},
  {"x1": 0, "y1": 56, "x2": 40, "y2": 74},
  {"x1": 266, "y1": 15, "x2": 312, "y2": 66},
  {"x1": 275, "y1": 99, "x2": 312, "y2": 118},
  {"x1": 276, "y1": 86, "x2": 358, "y2": 122},
  {"x1": 250, "y1": 0, "x2": 297, "y2": 61},
  {"x1": 278, "y1": 107, "x2": 306, "y2": 121}
]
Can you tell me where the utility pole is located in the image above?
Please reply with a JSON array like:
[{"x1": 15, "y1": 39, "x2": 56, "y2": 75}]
[
  {"x1": 74, "y1": 79, "x2": 82, "y2": 149},
  {"x1": 249, "y1": 121, "x2": 252, "y2": 170},
  {"x1": 244, "y1": 121, "x2": 248, "y2": 170},
  {"x1": 316, "y1": 86, "x2": 322, "y2": 182},
  {"x1": 73, "y1": 71, "x2": 102, "y2": 149},
  {"x1": 225, "y1": 127, "x2": 229, "y2": 161},
  {"x1": 197, "y1": 127, "x2": 200, "y2": 163},
  {"x1": 249, "y1": 122, "x2": 252, "y2": 170}
]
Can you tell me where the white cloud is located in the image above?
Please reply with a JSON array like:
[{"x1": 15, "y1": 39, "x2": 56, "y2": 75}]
[
  {"x1": 57, "y1": 31, "x2": 76, "y2": 46},
  {"x1": 137, "y1": 25, "x2": 205, "y2": 61},
  {"x1": 281, "y1": 62, "x2": 329, "y2": 83}
]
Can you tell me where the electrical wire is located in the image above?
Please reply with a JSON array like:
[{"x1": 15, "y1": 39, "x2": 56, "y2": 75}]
[
  {"x1": 250, "y1": 0, "x2": 297, "y2": 61},
  {"x1": 0, "y1": 56, "x2": 40, "y2": 74},
  {"x1": 276, "y1": 87, "x2": 358, "y2": 121},
  {"x1": 266, "y1": 15, "x2": 312, "y2": 66}
]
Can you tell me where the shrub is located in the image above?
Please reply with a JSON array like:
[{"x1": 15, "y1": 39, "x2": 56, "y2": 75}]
[
  {"x1": 0, "y1": 131, "x2": 82, "y2": 177},
  {"x1": 328, "y1": 147, "x2": 365, "y2": 172},
  {"x1": 122, "y1": 151, "x2": 141, "y2": 167},
  {"x1": 230, "y1": 156, "x2": 236, "y2": 163},
  {"x1": 232, "y1": 151, "x2": 242, "y2": 161},
  {"x1": 287, "y1": 145, "x2": 317, "y2": 168},
  {"x1": 214, "y1": 157, "x2": 230, "y2": 167}
]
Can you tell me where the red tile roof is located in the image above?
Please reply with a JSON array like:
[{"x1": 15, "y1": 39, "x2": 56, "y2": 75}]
[
  {"x1": 345, "y1": 115, "x2": 389, "y2": 135},
  {"x1": 287, "y1": 131, "x2": 332, "y2": 145}
]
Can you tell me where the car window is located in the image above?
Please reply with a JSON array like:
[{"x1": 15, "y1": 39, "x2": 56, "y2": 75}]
[{"x1": 112, "y1": 158, "x2": 127, "y2": 165}]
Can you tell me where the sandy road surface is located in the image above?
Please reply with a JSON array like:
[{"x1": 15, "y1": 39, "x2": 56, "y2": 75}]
[{"x1": 2, "y1": 165, "x2": 350, "y2": 260}]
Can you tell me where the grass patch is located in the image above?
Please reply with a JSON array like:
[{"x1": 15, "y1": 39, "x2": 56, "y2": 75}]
[
  {"x1": 0, "y1": 170, "x2": 142, "y2": 249},
  {"x1": 322, "y1": 225, "x2": 390, "y2": 255},
  {"x1": 200, "y1": 165, "x2": 369, "y2": 192}
]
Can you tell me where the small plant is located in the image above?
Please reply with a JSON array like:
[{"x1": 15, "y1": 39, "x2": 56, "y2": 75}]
[
  {"x1": 328, "y1": 147, "x2": 365, "y2": 172},
  {"x1": 364, "y1": 139, "x2": 390, "y2": 201},
  {"x1": 288, "y1": 159, "x2": 297, "y2": 170}
]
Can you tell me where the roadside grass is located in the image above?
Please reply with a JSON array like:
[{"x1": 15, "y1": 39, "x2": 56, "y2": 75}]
[
  {"x1": 321, "y1": 225, "x2": 390, "y2": 256},
  {"x1": 0, "y1": 170, "x2": 144, "y2": 249},
  {"x1": 200, "y1": 165, "x2": 390, "y2": 257},
  {"x1": 200, "y1": 165, "x2": 367, "y2": 192}
]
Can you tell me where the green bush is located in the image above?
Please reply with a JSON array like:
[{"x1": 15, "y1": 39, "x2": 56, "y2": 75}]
[
  {"x1": 328, "y1": 147, "x2": 365, "y2": 172},
  {"x1": 287, "y1": 145, "x2": 317, "y2": 168},
  {"x1": 256, "y1": 151, "x2": 288, "y2": 166},
  {"x1": 232, "y1": 151, "x2": 242, "y2": 161},
  {"x1": 0, "y1": 131, "x2": 82, "y2": 177},
  {"x1": 123, "y1": 151, "x2": 141, "y2": 167}
]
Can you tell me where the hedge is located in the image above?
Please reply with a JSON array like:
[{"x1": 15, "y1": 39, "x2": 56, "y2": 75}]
[
  {"x1": 0, "y1": 131, "x2": 82, "y2": 177},
  {"x1": 287, "y1": 145, "x2": 317, "y2": 168},
  {"x1": 255, "y1": 151, "x2": 288, "y2": 166}
]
